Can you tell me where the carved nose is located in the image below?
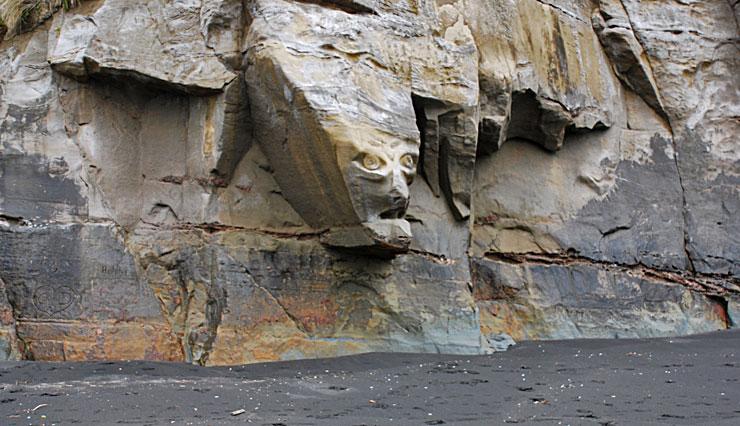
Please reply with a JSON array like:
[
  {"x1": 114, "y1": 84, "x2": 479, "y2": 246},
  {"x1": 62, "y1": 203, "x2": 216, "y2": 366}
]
[
  {"x1": 380, "y1": 169, "x2": 410, "y2": 219},
  {"x1": 389, "y1": 169, "x2": 409, "y2": 201}
]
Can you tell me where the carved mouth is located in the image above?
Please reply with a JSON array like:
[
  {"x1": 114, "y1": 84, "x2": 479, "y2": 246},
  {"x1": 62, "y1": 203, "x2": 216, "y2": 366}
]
[{"x1": 379, "y1": 204, "x2": 408, "y2": 219}]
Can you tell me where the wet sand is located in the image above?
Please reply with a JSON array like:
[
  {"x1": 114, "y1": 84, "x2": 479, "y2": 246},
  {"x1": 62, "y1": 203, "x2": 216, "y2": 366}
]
[{"x1": 1, "y1": 330, "x2": 738, "y2": 425}]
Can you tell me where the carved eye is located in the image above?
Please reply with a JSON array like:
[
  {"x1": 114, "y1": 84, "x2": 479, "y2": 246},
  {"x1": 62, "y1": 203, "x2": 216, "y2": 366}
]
[
  {"x1": 362, "y1": 153, "x2": 382, "y2": 171},
  {"x1": 400, "y1": 154, "x2": 415, "y2": 169}
]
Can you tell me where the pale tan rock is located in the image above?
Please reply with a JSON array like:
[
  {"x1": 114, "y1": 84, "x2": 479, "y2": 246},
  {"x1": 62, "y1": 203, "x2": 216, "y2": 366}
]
[
  {"x1": 245, "y1": 0, "x2": 479, "y2": 251},
  {"x1": 48, "y1": 0, "x2": 236, "y2": 94},
  {"x1": 592, "y1": 0, "x2": 666, "y2": 119},
  {"x1": 464, "y1": 0, "x2": 619, "y2": 153}
]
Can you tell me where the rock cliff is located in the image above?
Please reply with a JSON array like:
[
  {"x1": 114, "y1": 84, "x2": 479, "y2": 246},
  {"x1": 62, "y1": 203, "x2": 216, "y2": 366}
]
[{"x1": 0, "y1": 0, "x2": 737, "y2": 363}]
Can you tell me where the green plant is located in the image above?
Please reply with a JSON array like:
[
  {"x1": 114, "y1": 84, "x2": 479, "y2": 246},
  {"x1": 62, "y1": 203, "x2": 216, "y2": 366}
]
[
  {"x1": 0, "y1": 0, "x2": 81, "y2": 37},
  {"x1": 61, "y1": 0, "x2": 77, "y2": 10},
  {"x1": 20, "y1": 1, "x2": 40, "y2": 26},
  {"x1": 0, "y1": 0, "x2": 41, "y2": 34}
]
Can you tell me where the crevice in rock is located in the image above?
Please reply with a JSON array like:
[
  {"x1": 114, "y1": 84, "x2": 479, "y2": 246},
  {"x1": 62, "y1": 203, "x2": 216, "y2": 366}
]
[
  {"x1": 412, "y1": 94, "x2": 450, "y2": 201},
  {"x1": 482, "y1": 251, "x2": 738, "y2": 297},
  {"x1": 532, "y1": 0, "x2": 587, "y2": 24},
  {"x1": 125, "y1": 232, "x2": 225, "y2": 365},
  {"x1": 158, "y1": 174, "x2": 229, "y2": 188},
  {"x1": 199, "y1": 249, "x2": 225, "y2": 365},
  {"x1": 79, "y1": 57, "x2": 231, "y2": 96},
  {"x1": 412, "y1": 95, "x2": 433, "y2": 195},
  {"x1": 137, "y1": 221, "x2": 325, "y2": 240},
  {"x1": 172, "y1": 265, "x2": 193, "y2": 363},
  {"x1": 672, "y1": 134, "x2": 697, "y2": 275},
  {"x1": 0, "y1": 214, "x2": 28, "y2": 226},
  {"x1": 599, "y1": 224, "x2": 631, "y2": 238},
  {"x1": 13, "y1": 330, "x2": 28, "y2": 360},
  {"x1": 411, "y1": 94, "x2": 478, "y2": 220},
  {"x1": 594, "y1": 1, "x2": 668, "y2": 122},
  {"x1": 614, "y1": 1, "x2": 695, "y2": 274},
  {"x1": 630, "y1": 28, "x2": 735, "y2": 42},
  {"x1": 167, "y1": 248, "x2": 227, "y2": 366},
  {"x1": 407, "y1": 248, "x2": 454, "y2": 264},
  {"x1": 707, "y1": 295, "x2": 732, "y2": 329},
  {"x1": 292, "y1": 0, "x2": 377, "y2": 15}
]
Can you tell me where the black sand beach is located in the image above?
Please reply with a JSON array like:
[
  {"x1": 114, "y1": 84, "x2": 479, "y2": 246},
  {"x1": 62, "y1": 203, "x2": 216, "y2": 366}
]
[{"x1": 1, "y1": 330, "x2": 738, "y2": 425}]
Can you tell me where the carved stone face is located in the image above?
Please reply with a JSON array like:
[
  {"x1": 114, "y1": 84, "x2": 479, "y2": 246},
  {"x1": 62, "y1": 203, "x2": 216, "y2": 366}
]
[
  {"x1": 334, "y1": 127, "x2": 419, "y2": 223},
  {"x1": 244, "y1": 0, "x2": 478, "y2": 254}
]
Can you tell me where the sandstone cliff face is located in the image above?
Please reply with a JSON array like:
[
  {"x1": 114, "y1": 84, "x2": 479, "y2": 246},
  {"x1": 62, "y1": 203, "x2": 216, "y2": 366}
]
[{"x1": 0, "y1": 0, "x2": 737, "y2": 363}]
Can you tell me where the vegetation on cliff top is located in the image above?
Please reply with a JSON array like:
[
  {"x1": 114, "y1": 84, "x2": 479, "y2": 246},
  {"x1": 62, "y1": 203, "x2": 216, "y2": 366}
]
[{"x1": 0, "y1": 0, "x2": 81, "y2": 39}]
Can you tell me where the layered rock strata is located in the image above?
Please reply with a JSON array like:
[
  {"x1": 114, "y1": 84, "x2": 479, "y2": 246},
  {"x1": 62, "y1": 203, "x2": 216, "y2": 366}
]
[{"x1": 0, "y1": 0, "x2": 737, "y2": 363}]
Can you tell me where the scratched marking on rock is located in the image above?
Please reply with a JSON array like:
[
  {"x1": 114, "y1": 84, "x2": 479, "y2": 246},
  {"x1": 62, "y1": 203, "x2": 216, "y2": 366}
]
[{"x1": 32, "y1": 285, "x2": 80, "y2": 315}]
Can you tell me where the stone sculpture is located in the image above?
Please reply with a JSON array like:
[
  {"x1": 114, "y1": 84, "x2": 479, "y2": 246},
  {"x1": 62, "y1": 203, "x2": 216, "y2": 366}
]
[{"x1": 245, "y1": 0, "x2": 479, "y2": 253}]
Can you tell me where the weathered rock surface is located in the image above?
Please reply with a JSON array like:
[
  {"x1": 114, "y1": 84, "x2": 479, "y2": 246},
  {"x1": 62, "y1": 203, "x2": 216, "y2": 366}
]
[
  {"x1": 618, "y1": 0, "x2": 740, "y2": 278},
  {"x1": 125, "y1": 227, "x2": 480, "y2": 364},
  {"x1": 49, "y1": 0, "x2": 238, "y2": 93},
  {"x1": 592, "y1": 0, "x2": 666, "y2": 119},
  {"x1": 245, "y1": 0, "x2": 479, "y2": 248},
  {"x1": 0, "y1": 277, "x2": 19, "y2": 360},
  {"x1": 0, "y1": 222, "x2": 182, "y2": 361},
  {"x1": 473, "y1": 256, "x2": 729, "y2": 342},
  {"x1": 469, "y1": 0, "x2": 618, "y2": 154},
  {"x1": 0, "y1": 0, "x2": 737, "y2": 363}
]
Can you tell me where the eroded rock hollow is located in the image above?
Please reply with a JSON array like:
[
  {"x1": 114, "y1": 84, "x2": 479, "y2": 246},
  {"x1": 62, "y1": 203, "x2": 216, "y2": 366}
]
[{"x1": 0, "y1": 0, "x2": 737, "y2": 364}]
